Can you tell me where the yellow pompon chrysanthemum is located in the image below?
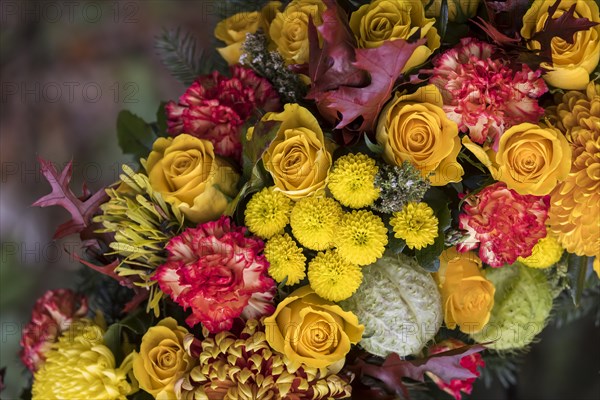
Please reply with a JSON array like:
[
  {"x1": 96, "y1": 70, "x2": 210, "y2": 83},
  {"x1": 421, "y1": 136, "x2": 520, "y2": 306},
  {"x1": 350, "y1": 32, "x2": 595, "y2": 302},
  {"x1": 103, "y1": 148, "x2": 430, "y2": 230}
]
[
  {"x1": 290, "y1": 197, "x2": 342, "y2": 250},
  {"x1": 518, "y1": 234, "x2": 564, "y2": 269},
  {"x1": 390, "y1": 202, "x2": 439, "y2": 250},
  {"x1": 32, "y1": 320, "x2": 133, "y2": 400},
  {"x1": 245, "y1": 187, "x2": 292, "y2": 238},
  {"x1": 328, "y1": 153, "x2": 380, "y2": 208},
  {"x1": 265, "y1": 233, "x2": 307, "y2": 285},
  {"x1": 336, "y1": 210, "x2": 388, "y2": 266},
  {"x1": 308, "y1": 250, "x2": 363, "y2": 302}
]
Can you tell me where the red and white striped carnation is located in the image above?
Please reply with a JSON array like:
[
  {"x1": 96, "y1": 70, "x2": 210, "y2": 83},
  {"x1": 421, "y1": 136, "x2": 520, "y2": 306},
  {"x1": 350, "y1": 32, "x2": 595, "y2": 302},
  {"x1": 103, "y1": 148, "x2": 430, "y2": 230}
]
[
  {"x1": 431, "y1": 37, "x2": 547, "y2": 149},
  {"x1": 154, "y1": 216, "x2": 276, "y2": 333},
  {"x1": 457, "y1": 182, "x2": 550, "y2": 267}
]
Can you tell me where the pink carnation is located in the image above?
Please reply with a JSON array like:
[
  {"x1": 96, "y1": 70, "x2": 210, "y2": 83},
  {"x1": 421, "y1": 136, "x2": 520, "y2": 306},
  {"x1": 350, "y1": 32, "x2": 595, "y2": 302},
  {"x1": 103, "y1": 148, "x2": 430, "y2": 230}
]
[
  {"x1": 20, "y1": 289, "x2": 88, "y2": 372},
  {"x1": 154, "y1": 216, "x2": 276, "y2": 333},
  {"x1": 427, "y1": 339, "x2": 485, "y2": 400},
  {"x1": 457, "y1": 182, "x2": 550, "y2": 267},
  {"x1": 431, "y1": 37, "x2": 547, "y2": 149},
  {"x1": 166, "y1": 65, "x2": 280, "y2": 162}
]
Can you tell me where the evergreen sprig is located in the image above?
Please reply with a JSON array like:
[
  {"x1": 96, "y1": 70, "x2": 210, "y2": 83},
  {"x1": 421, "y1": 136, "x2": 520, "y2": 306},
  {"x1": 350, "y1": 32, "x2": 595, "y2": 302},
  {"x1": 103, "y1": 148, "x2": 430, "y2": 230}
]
[
  {"x1": 155, "y1": 28, "x2": 216, "y2": 85},
  {"x1": 480, "y1": 351, "x2": 524, "y2": 389}
]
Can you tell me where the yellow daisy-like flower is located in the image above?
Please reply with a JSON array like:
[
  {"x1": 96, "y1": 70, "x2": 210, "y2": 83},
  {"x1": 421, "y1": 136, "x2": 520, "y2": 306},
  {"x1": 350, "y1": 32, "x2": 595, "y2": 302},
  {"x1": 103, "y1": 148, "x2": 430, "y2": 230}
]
[
  {"x1": 308, "y1": 250, "x2": 363, "y2": 302},
  {"x1": 32, "y1": 320, "x2": 132, "y2": 400},
  {"x1": 518, "y1": 234, "x2": 564, "y2": 269},
  {"x1": 265, "y1": 233, "x2": 307, "y2": 285},
  {"x1": 336, "y1": 210, "x2": 388, "y2": 266},
  {"x1": 390, "y1": 202, "x2": 439, "y2": 250},
  {"x1": 245, "y1": 187, "x2": 292, "y2": 238},
  {"x1": 328, "y1": 153, "x2": 380, "y2": 208},
  {"x1": 290, "y1": 196, "x2": 342, "y2": 250}
]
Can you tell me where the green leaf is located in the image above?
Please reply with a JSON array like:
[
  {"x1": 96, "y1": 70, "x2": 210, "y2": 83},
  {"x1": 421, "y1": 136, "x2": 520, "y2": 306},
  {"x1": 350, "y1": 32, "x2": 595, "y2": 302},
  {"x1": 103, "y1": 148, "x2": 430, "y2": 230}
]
[
  {"x1": 437, "y1": 0, "x2": 449, "y2": 41},
  {"x1": 117, "y1": 110, "x2": 156, "y2": 160},
  {"x1": 241, "y1": 120, "x2": 281, "y2": 177},
  {"x1": 155, "y1": 101, "x2": 169, "y2": 137},
  {"x1": 364, "y1": 133, "x2": 383, "y2": 154},
  {"x1": 414, "y1": 195, "x2": 451, "y2": 272},
  {"x1": 567, "y1": 253, "x2": 589, "y2": 306},
  {"x1": 103, "y1": 307, "x2": 152, "y2": 365},
  {"x1": 103, "y1": 322, "x2": 125, "y2": 365},
  {"x1": 155, "y1": 28, "x2": 217, "y2": 86}
]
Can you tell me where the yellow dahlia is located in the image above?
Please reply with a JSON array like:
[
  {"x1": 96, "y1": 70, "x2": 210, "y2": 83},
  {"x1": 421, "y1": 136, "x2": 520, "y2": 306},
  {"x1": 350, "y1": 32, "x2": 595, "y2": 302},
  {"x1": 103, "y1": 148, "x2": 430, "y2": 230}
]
[
  {"x1": 308, "y1": 250, "x2": 363, "y2": 302},
  {"x1": 336, "y1": 210, "x2": 388, "y2": 266},
  {"x1": 390, "y1": 202, "x2": 439, "y2": 250},
  {"x1": 244, "y1": 187, "x2": 292, "y2": 238},
  {"x1": 32, "y1": 320, "x2": 133, "y2": 400},
  {"x1": 290, "y1": 196, "x2": 342, "y2": 250},
  {"x1": 177, "y1": 318, "x2": 352, "y2": 399},
  {"x1": 328, "y1": 153, "x2": 380, "y2": 208},
  {"x1": 546, "y1": 82, "x2": 600, "y2": 259},
  {"x1": 264, "y1": 233, "x2": 307, "y2": 285},
  {"x1": 518, "y1": 234, "x2": 564, "y2": 269}
]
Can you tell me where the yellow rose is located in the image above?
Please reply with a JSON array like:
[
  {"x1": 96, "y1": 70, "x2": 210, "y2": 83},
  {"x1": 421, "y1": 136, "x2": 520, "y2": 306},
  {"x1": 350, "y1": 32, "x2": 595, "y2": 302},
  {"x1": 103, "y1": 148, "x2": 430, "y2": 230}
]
[
  {"x1": 146, "y1": 134, "x2": 239, "y2": 223},
  {"x1": 521, "y1": 0, "x2": 600, "y2": 90},
  {"x1": 464, "y1": 122, "x2": 572, "y2": 196},
  {"x1": 269, "y1": 0, "x2": 326, "y2": 65},
  {"x1": 132, "y1": 318, "x2": 196, "y2": 399},
  {"x1": 349, "y1": 0, "x2": 441, "y2": 72},
  {"x1": 422, "y1": 0, "x2": 480, "y2": 23},
  {"x1": 214, "y1": 2, "x2": 283, "y2": 65},
  {"x1": 259, "y1": 103, "x2": 332, "y2": 199},
  {"x1": 376, "y1": 84, "x2": 464, "y2": 186},
  {"x1": 433, "y1": 248, "x2": 495, "y2": 334},
  {"x1": 264, "y1": 285, "x2": 364, "y2": 370}
]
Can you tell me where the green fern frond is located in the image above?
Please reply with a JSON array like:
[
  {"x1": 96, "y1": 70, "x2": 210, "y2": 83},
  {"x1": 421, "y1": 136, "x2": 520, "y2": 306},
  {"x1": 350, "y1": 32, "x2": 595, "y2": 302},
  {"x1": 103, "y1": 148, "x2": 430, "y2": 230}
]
[{"x1": 155, "y1": 27, "x2": 218, "y2": 85}]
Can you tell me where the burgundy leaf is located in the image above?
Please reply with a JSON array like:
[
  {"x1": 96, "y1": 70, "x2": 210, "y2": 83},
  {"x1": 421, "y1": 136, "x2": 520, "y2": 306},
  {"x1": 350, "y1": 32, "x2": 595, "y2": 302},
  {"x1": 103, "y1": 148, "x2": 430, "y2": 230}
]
[
  {"x1": 307, "y1": 0, "x2": 367, "y2": 93},
  {"x1": 530, "y1": 0, "x2": 599, "y2": 61},
  {"x1": 0, "y1": 367, "x2": 5, "y2": 393},
  {"x1": 32, "y1": 157, "x2": 109, "y2": 239},
  {"x1": 310, "y1": 37, "x2": 425, "y2": 132},
  {"x1": 352, "y1": 344, "x2": 486, "y2": 396},
  {"x1": 471, "y1": 17, "x2": 522, "y2": 46}
]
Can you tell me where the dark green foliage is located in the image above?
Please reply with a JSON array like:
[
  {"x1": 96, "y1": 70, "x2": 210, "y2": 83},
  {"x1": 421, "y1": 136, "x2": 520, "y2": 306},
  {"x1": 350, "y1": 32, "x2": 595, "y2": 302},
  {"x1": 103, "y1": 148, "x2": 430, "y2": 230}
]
[
  {"x1": 78, "y1": 267, "x2": 134, "y2": 326},
  {"x1": 155, "y1": 28, "x2": 222, "y2": 86},
  {"x1": 480, "y1": 351, "x2": 524, "y2": 389}
]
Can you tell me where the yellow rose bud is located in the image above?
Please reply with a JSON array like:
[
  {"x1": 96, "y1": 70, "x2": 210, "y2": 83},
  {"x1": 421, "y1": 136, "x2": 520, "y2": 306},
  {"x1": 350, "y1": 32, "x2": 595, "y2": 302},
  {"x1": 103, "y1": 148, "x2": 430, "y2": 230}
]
[
  {"x1": 214, "y1": 2, "x2": 283, "y2": 65},
  {"x1": 259, "y1": 103, "x2": 332, "y2": 199},
  {"x1": 269, "y1": 0, "x2": 326, "y2": 65},
  {"x1": 422, "y1": 0, "x2": 480, "y2": 23},
  {"x1": 264, "y1": 285, "x2": 364, "y2": 370},
  {"x1": 495, "y1": 123, "x2": 572, "y2": 196},
  {"x1": 433, "y1": 248, "x2": 496, "y2": 334},
  {"x1": 376, "y1": 84, "x2": 464, "y2": 186},
  {"x1": 521, "y1": 0, "x2": 600, "y2": 90},
  {"x1": 349, "y1": 0, "x2": 441, "y2": 72},
  {"x1": 146, "y1": 134, "x2": 239, "y2": 223},
  {"x1": 132, "y1": 318, "x2": 197, "y2": 399},
  {"x1": 214, "y1": 11, "x2": 261, "y2": 65}
]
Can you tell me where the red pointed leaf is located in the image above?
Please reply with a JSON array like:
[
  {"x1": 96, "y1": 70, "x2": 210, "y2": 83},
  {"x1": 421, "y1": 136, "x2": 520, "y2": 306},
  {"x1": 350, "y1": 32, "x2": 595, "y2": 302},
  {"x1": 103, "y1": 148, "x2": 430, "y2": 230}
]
[
  {"x1": 311, "y1": 37, "x2": 425, "y2": 132},
  {"x1": 471, "y1": 17, "x2": 522, "y2": 46},
  {"x1": 33, "y1": 157, "x2": 109, "y2": 239},
  {"x1": 530, "y1": 0, "x2": 599, "y2": 61},
  {"x1": 307, "y1": 0, "x2": 367, "y2": 93}
]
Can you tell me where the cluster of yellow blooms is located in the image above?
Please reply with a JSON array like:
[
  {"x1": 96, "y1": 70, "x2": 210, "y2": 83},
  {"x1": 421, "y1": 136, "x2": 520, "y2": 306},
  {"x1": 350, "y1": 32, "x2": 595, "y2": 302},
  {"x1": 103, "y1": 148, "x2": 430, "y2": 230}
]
[{"x1": 245, "y1": 152, "x2": 441, "y2": 302}]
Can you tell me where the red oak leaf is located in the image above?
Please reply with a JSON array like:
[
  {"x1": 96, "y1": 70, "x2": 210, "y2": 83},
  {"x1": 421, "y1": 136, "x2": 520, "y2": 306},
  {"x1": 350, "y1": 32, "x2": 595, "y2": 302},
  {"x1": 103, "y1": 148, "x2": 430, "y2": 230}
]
[
  {"x1": 352, "y1": 344, "x2": 486, "y2": 396},
  {"x1": 307, "y1": 0, "x2": 367, "y2": 93},
  {"x1": 309, "y1": 37, "x2": 425, "y2": 132},
  {"x1": 32, "y1": 157, "x2": 108, "y2": 240},
  {"x1": 530, "y1": 0, "x2": 599, "y2": 61}
]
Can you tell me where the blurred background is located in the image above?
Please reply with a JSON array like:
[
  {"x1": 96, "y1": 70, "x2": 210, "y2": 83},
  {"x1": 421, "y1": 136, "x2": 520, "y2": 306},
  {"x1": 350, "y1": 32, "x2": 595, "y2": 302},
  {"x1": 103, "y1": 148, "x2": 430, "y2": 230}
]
[{"x1": 0, "y1": 1, "x2": 598, "y2": 399}]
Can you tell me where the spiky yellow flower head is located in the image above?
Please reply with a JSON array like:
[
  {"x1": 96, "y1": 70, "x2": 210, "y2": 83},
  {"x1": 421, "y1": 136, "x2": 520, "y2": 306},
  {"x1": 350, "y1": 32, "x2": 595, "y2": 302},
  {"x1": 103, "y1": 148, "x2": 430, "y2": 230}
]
[
  {"x1": 546, "y1": 82, "x2": 599, "y2": 261},
  {"x1": 245, "y1": 187, "x2": 292, "y2": 238},
  {"x1": 290, "y1": 196, "x2": 342, "y2": 250},
  {"x1": 177, "y1": 318, "x2": 352, "y2": 399},
  {"x1": 390, "y1": 202, "x2": 439, "y2": 250},
  {"x1": 336, "y1": 210, "x2": 388, "y2": 266},
  {"x1": 518, "y1": 234, "x2": 564, "y2": 269},
  {"x1": 308, "y1": 250, "x2": 363, "y2": 302},
  {"x1": 32, "y1": 320, "x2": 132, "y2": 400},
  {"x1": 328, "y1": 153, "x2": 380, "y2": 208},
  {"x1": 265, "y1": 233, "x2": 307, "y2": 286}
]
